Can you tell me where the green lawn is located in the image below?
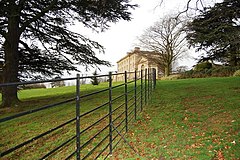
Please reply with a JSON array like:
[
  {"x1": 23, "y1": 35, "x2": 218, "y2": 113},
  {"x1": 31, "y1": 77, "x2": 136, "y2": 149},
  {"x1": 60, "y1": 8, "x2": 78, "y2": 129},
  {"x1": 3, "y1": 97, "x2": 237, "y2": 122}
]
[
  {"x1": 0, "y1": 81, "x2": 137, "y2": 160},
  {"x1": 113, "y1": 77, "x2": 240, "y2": 159},
  {"x1": 0, "y1": 77, "x2": 239, "y2": 159}
]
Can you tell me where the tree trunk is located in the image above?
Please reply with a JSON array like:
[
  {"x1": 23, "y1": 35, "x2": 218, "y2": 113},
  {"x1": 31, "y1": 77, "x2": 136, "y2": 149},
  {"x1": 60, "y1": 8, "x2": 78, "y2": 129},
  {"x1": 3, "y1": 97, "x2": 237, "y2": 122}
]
[
  {"x1": 1, "y1": 10, "x2": 20, "y2": 108},
  {"x1": 164, "y1": 66, "x2": 170, "y2": 77},
  {"x1": 164, "y1": 63, "x2": 172, "y2": 77}
]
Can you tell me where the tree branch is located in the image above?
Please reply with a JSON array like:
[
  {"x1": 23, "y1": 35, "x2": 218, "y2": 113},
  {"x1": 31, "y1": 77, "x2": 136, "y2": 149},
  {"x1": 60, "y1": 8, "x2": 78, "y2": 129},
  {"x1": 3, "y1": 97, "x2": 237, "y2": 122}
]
[{"x1": 20, "y1": 0, "x2": 58, "y2": 33}]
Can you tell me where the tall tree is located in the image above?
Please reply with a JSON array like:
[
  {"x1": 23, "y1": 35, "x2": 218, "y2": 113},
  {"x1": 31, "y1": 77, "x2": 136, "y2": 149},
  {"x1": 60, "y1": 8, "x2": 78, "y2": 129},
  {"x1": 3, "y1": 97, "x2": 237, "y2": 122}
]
[
  {"x1": 0, "y1": 0, "x2": 137, "y2": 107},
  {"x1": 138, "y1": 15, "x2": 188, "y2": 76},
  {"x1": 186, "y1": 0, "x2": 240, "y2": 65}
]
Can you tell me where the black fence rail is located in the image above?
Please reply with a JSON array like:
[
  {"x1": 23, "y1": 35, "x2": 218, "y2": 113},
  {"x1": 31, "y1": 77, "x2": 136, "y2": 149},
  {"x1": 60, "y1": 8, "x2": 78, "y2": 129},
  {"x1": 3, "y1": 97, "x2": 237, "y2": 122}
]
[{"x1": 0, "y1": 68, "x2": 156, "y2": 159}]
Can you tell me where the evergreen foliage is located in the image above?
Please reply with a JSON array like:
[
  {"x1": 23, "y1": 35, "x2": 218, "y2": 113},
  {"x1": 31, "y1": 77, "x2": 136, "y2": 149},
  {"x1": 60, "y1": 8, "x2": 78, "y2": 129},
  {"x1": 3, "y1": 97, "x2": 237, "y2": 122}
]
[
  {"x1": 187, "y1": 0, "x2": 240, "y2": 66},
  {"x1": 0, "y1": 0, "x2": 137, "y2": 107},
  {"x1": 194, "y1": 62, "x2": 212, "y2": 71},
  {"x1": 91, "y1": 70, "x2": 100, "y2": 85},
  {"x1": 0, "y1": 0, "x2": 137, "y2": 79}
]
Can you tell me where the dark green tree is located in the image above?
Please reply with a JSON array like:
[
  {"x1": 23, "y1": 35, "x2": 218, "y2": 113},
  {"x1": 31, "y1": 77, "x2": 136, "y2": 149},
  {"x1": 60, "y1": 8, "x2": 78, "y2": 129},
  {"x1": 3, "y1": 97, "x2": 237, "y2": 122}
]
[
  {"x1": 0, "y1": 0, "x2": 137, "y2": 107},
  {"x1": 194, "y1": 61, "x2": 212, "y2": 71},
  {"x1": 91, "y1": 70, "x2": 99, "y2": 85},
  {"x1": 187, "y1": 0, "x2": 240, "y2": 66}
]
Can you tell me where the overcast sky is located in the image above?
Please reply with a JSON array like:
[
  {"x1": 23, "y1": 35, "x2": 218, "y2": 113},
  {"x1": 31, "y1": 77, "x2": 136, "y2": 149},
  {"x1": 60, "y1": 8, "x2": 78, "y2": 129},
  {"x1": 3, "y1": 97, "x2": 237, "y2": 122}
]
[{"x1": 67, "y1": 0, "x2": 219, "y2": 76}]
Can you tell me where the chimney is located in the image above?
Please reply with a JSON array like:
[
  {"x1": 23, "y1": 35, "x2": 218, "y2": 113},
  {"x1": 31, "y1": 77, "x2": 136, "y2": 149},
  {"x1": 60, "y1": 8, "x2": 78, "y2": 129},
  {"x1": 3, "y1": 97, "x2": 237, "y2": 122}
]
[{"x1": 134, "y1": 47, "x2": 140, "y2": 52}]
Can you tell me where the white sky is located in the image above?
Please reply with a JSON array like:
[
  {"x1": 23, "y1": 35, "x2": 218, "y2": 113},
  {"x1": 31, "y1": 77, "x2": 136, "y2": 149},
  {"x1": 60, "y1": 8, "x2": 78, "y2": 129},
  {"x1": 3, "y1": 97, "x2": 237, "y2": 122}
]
[{"x1": 67, "y1": 0, "x2": 220, "y2": 76}]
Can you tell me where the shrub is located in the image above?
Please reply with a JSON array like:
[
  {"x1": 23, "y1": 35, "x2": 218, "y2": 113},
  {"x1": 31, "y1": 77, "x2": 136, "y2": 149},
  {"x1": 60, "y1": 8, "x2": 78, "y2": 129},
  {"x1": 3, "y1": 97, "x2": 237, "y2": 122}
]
[
  {"x1": 178, "y1": 70, "x2": 194, "y2": 79},
  {"x1": 179, "y1": 66, "x2": 240, "y2": 79},
  {"x1": 22, "y1": 84, "x2": 46, "y2": 89},
  {"x1": 211, "y1": 66, "x2": 240, "y2": 77},
  {"x1": 194, "y1": 62, "x2": 212, "y2": 71},
  {"x1": 233, "y1": 70, "x2": 240, "y2": 77},
  {"x1": 51, "y1": 76, "x2": 65, "y2": 88}
]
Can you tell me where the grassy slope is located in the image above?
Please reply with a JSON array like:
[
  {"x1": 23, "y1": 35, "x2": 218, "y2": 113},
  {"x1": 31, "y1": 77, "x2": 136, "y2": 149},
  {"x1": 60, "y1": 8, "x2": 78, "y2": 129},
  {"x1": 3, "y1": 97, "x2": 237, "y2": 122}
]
[
  {"x1": 0, "y1": 82, "x2": 130, "y2": 160},
  {"x1": 113, "y1": 77, "x2": 240, "y2": 159},
  {"x1": 1, "y1": 77, "x2": 239, "y2": 159}
]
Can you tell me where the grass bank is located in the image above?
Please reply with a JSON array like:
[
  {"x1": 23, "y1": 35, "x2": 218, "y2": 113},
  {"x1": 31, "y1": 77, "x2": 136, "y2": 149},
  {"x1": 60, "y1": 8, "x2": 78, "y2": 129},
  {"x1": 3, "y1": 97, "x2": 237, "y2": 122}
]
[
  {"x1": 0, "y1": 81, "x2": 135, "y2": 159},
  {"x1": 114, "y1": 77, "x2": 240, "y2": 159},
  {"x1": 1, "y1": 77, "x2": 239, "y2": 159}
]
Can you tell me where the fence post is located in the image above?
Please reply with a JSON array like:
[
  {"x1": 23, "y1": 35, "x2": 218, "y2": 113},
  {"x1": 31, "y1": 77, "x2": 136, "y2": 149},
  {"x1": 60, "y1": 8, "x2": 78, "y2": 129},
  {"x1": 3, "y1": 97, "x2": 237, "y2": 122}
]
[
  {"x1": 134, "y1": 70, "x2": 137, "y2": 120},
  {"x1": 145, "y1": 69, "x2": 147, "y2": 105},
  {"x1": 76, "y1": 74, "x2": 81, "y2": 160},
  {"x1": 124, "y1": 71, "x2": 128, "y2": 132},
  {"x1": 108, "y1": 72, "x2": 113, "y2": 156},
  {"x1": 151, "y1": 69, "x2": 153, "y2": 93},
  {"x1": 140, "y1": 70, "x2": 143, "y2": 112},
  {"x1": 148, "y1": 68, "x2": 150, "y2": 101},
  {"x1": 150, "y1": 69, "x2": 153, "y2": 95},
  {"x1": 153, "y1": 68, "x2": 156, "y2": 89}
]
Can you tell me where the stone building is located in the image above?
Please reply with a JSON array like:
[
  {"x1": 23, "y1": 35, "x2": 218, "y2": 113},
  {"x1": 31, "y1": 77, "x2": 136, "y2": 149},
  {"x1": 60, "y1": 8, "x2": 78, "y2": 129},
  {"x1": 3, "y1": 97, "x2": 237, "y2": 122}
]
[{"x1": 115, "y1": 47, "x2": 160, "y2": 81}]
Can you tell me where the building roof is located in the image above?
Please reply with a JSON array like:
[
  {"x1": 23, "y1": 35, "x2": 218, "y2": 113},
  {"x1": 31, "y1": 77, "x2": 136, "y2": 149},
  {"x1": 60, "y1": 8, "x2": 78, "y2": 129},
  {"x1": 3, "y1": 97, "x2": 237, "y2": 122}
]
[
  {"x1": 117, "y1": 52, "x2": 134, "y2": 63},
  {"x1": 117, "y1": 47, "x2": 155, "y2": 63}
]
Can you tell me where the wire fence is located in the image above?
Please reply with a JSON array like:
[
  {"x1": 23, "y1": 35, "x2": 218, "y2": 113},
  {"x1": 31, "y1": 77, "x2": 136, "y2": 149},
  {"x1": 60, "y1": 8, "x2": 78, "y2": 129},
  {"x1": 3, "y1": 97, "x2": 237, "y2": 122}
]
[{"x1": 0, "y1": 68, "x2": 156, "y2": 159}]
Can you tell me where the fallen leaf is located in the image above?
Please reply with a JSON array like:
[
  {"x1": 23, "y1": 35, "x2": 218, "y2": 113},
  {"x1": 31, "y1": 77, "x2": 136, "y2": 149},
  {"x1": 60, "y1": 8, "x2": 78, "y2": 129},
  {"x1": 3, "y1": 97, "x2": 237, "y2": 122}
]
[{"x1": 217, "y1": 150, "x2": 224, "y2": 160}]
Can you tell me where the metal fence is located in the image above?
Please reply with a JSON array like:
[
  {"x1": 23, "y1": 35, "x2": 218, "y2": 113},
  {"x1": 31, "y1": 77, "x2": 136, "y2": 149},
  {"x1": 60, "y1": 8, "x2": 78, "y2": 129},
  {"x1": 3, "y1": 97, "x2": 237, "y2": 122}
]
[{"x1": 0, "y1": 68, "x2": 156, "y2": 159}]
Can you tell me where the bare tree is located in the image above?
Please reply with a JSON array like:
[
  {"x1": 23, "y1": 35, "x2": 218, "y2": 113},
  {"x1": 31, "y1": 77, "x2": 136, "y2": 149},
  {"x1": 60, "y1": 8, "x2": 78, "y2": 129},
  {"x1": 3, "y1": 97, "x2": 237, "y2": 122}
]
[
  {"x1": 138, "y1": 15, "x2": 188, "y2": 76},
  {"x1": 157, "y1": 0, "x2": 221, "y2": 18}
]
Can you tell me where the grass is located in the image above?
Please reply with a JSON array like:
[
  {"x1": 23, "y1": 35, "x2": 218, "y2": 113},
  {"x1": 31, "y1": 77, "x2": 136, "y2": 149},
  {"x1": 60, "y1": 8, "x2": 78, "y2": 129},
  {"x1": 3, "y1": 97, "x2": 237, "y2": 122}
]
[
  {"x1": 0, "y1": 81, "x2": 137, "y2": 160},
  {"x1": 113, "y1": 77, "x2": 240, "y2": 159},
  {"x1": 1, "y1": 77, "x2": 240, "y2": 159}
]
